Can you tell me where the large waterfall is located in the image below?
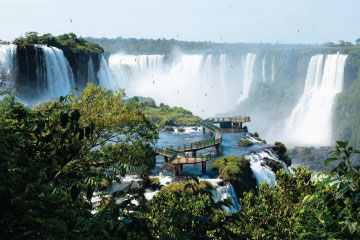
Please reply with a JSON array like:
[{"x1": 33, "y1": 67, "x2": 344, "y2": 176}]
[
  {"x1": 284, "y1": 53, "x2": 348, "y2": 146},
  {"x1": 107, "y1": 53, "x2": 257, "y2": 117}
]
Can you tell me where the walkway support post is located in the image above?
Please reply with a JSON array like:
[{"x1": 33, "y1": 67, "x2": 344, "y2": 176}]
[
  {"x1": 203, "y1": 127, "x2": 205, "y2": 134},
  {"x1": 174, "y1": 164, "x2": 180, "y2": 176},
  {"x1": 164, "y1": 156, "x2": 168, "y2": 164},
  {"x1": 202, "y1": 161, "x2": 206, "y2": 174},
  {"x1": 215, "y1": 145, "x2": 220, "y2": 153}
]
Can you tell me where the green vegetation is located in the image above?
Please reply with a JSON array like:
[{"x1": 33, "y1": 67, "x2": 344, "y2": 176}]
[
  {"x1": 177, "y1": 127, "x2": 185, "y2": 132},
  {"x1": 239, "y1": 138, "x2": 254, "y2": 146},
  {"x1": 164, "y1": 125, "x2": 174, "y2": 132},
  {"x1": 0, "y1": 83, "x2": 157, "y2": 238},
  {"x1": 274, "y1": 141, "x2": 292, "y2": 166},
  {"x1": 334, "y1": 48, "x2": 360, "y2": 149},
  {"x1": 264, "y1": 159, "x2": 282, "y2": 173},
  {"x1": 129, "y1": 96, "x2": 201, "y2": 127},
  {"x1": 161, "y1": 180, "x2": 212, "y2": 195},
  {"x1": 253, "y1": 132, "x2": 267, "y2": 144},
  {"x1": 13, "y1": 32, "x2": 104, "y2": 54},
  {"x1": 288, "y1": 146, "x2": 338, "y2": 172},
  {"x1": 210, "y1": 156, "x2": 257, "y2": 197}
]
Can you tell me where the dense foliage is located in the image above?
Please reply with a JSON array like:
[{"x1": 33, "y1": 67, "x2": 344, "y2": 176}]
[
  {"x1": 274, "y1": 141, "x2": 292, "y2": 166},
  {"x1": 13, "y1": 32, "x2": 104, "y2": 54},
  {"x1": 130, "y1": 96, "x2": 201, "y2": 127},
  {"x1": 0, "y1": 84, "x2": 157, "y2": 238},
  {"x1": 239, "y1": 138, "x2": 254, "y2": 146},
  {"x1": 210, "y1": 156, "x2": 257, "y2": 197}
]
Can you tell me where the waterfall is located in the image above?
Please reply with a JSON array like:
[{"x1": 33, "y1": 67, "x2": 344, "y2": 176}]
[
  {"x1": 36, "y1": 45, "x2": 75, "y2": 99},
  {"x1": 0, "y1": 44, "x2": 17, "y2": 81},
  {"x1": 108, "y1": 54, "x2": 227, "y2": 117},
  {"x1": 271, "y1": 56, "x2": 275, "y2": 82},
  {"x1": 237, "y1": 53, "x2": 256, "y2": 104},
  {"x1": 246, "y1": 150, "x2": 277, "y2": 186},
  {"x1": 219, "y1": 54, "x2": 228, "y2": 106},
  {"x1": 87, "y1": 57, "x2": 96, "y2": 83},
  {"x1": 284, "y1": 53, "x2": 348, "y2": 146},
  {"x1": 211, "y1": 182, "x2": 240, "y2": 213},
  {"x1": 262, "y1": 56, "x2": 266, "y2": 82},
  {"x1": 97, "y1": 56, "x2": 115, "y2": 89}
]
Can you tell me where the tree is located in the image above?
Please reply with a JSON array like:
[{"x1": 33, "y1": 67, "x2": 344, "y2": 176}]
[
  {"x1": 356, "y1": 38, "x2": 360, "y2": 45},
  {"x1": 0, "y1": 83, "x2": 158, "y2": 238}
]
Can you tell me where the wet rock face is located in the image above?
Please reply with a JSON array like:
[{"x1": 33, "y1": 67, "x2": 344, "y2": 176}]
[{"x1": 63, "y1": 50, "x2": 101, "y2": 89}]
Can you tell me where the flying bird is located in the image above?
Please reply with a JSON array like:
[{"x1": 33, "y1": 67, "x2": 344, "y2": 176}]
[
  {"x1": 153, "y1": 80, "x2": 155, "y2": 85},
  {"x1": 298, "y1": 29, "x2": 300, "y2": 33},
  {"x1": 205, "y1": 93, "x2": 207, "y2": 96},
  {"x1": 70, "y1": 18, "x2": 72, "y2": 23}
]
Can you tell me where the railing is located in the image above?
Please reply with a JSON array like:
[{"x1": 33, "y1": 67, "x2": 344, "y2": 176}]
[
  {"x1": 200, "y1": 120, "x2": 222, "y2": 133},
  {"x1": 207, "y1": 116, "x2": 251, "y2": 123},
  {"x1": 155, "y1": 119, "x2": 227, "y2": 164}
]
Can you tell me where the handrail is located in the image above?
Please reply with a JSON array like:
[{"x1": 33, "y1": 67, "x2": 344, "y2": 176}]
[
  {"x1": 155, "y1": 119, "x2": 229, "y2": 163},
  {"x1": 206, "y1": 116, "x2": 251, "y2": 123}
]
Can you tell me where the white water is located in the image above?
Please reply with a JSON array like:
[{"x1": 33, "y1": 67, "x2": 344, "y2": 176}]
[
  {"x1": 36, "y1": 45, "x2": 75, "y2": 99},
  {"x1": 262, "y1": 56, "x2": 266, "y2": 82},
  {"x1": 98, "y1": 56, "x2": 115, "y2": 89},
  {"x1": 211, "y1": 181, "x2": 240, "y2": 213},
  {"x1": 0, "y1": 44, "x2": 17, "y2": 80},
  {"x1": 87, "y1": 57, "x2": 96, "y2": 83},
  {"x1": 237, "y1": 53, "x2": 256, "y2": 104},
  {"x1": 271, "y1": 56, "x2": 275, "y2": 82},
  {"x1": 284, "y1": 53, "x2": 348, "y2": 146},
  {"x1": 246, "y1": 150, "x2": 277, "y2": 186}
]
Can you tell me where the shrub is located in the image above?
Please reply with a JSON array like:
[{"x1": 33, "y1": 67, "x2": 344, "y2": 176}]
[
  {"x1": 239, "y1": 139, "x2": 254, "y2": 146},
  {"x1": 177, "y1": 127, "x2": 185, "y2": 132},
  {"x1": 210, "y1": 156, "x2": 257, "y2": 197}
]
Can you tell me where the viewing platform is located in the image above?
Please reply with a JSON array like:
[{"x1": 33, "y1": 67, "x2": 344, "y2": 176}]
[
  {"x1": 206, "y1": 116, "x2": 250, "y2": 132},
  {"x1": 155, "y1": 116, "x2": 249, "y2": 175}
]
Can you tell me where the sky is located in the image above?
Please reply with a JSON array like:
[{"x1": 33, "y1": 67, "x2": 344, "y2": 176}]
[{"x1": 1, "y1": 0, "x2": 359, "y2": 44}]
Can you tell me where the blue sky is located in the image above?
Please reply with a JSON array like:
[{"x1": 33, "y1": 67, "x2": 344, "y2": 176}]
[{"x1": 1, "y1": 0, "x2": 359, "y2": 44}]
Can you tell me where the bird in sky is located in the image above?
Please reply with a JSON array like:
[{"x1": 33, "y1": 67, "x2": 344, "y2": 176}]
[
  {"x1": 153, "y1": 80, "x2": 155, "y2": 85},
  {"x1": 70, "y1": 18, "x2": 72, "y2": 23},
  {"x1": 298, "y1": 29, "x2": 300, "y2": 33},
  {"x1": 205, "y1": 93, "x2": 207, "y2": 96}
]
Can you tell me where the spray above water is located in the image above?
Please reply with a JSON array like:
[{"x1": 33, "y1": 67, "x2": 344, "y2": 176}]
[{"x1": 284, "y1": 53, "x2": 348, "y2": 146}]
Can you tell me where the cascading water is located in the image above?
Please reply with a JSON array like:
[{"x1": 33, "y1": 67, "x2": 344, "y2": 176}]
[
  {"x1": 98, "y1": 56, "x2": 115, "y2": 89},
  {"x1": 87, "y1": 57, "x2": 96, "y2": 83},
  {"x1": 246, "y1": 150, "x2": 277, "y2": 186},
  {"x1": 0, "y1": 44, "x2": 17, "y2": 80},
  {"x1": 284, "y1": 53, "x2": 348, "y2": 146},
  {"x1": 211, "y1": 181, "x2": 241, "y2": 213},
  {"x1": 36, "y1": 45, "x2": 75, "y2": 99},
  {"x1": 262, "y1": 56, "x2": 266, "y2": 82},
  {"x1": 107, "y1": 53, "x2": 240, "y2": 117},
  {"x1": 219, "y1": 54, "x2": 228, "y2": 106},
  {"x1": 237, "y1": 53, "x2": 256, "y2": 104},
  {"x1": 271, "y1": 56, "x2": 275, "y2": 82}
]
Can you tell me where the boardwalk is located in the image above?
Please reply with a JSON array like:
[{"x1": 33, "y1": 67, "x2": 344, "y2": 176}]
[{"x1": 155, "y1": 116, "x2": 250, "y2": 175}]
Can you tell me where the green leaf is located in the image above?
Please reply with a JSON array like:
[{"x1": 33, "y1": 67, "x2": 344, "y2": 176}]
[
  {"x1": 325, "y1": 157, "x2": 338, "y2": 166},
  {"x1": 336, "y1": 141, "x2": 348, "y2": 149},
  {"x1": 60, "y1": 112, "x2": 68, "y2": 128}
]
